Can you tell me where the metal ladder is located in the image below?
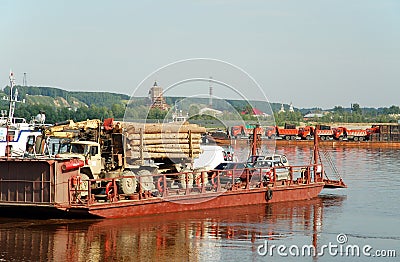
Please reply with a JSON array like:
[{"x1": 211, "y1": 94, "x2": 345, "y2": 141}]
[{"x1": 319, "y1": 148, "x2": 342, "y2": 180}]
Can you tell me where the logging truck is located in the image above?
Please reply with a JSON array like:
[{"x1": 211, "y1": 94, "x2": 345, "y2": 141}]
[
  {"x1": 38, "y1": 119, "x2": 139, "y2": 194},
  {"x1": 40, "y1": 118, "x2": 206, "y2": 194}
]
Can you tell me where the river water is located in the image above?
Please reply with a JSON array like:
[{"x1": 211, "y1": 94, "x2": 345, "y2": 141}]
[{"x1": 0, "y1": 145, "x2": 399, "y2": 261}]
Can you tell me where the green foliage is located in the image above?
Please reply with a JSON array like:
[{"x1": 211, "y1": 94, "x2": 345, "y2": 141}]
[
  {"x1": 274, "y1": 111, "x2": 303, "y2": 126},
  {"x1": 3, "y1": 102, "x2": 127, "y2": 123},
  {"x1": 190, "y1": 114, "x2": 216, "y2": 121},
  {"x1": 382, "y1": 105, "x2": 400, "y2": 115},
  {"x1": 303, "y1": 103, "x2": 400, "y2": 124},
  {"x1": 333, "y1": 106, "x2": 346, "y2": 114},
  {"x1": 0, "y1": 85, "x2": 130, "y2": 123},
  {"x1": 68, "y1": 91, "x2": 129, "y2": 108},
  {"x1": 111, "y1": 103, "x2": 126, "y2": 119},
  {"x1": 188, "y1": 104, "x2": 200, "y2": 117},
  {"x1": 3, "y1": 85, "x2": 130, "y2": 108},
  {"x1": 147, "y1": 108, "x2": 167, "y2": 119},
  {"x1": 351, "y1": 103, "x2": 362, "y2": 114},
  {"x1": 2, "y1": 85, "x2": 400, "y2": 124}
]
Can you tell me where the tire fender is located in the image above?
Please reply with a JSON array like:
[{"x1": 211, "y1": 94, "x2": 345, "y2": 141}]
[
  {"x1": 157, "y1": 177, "x2": 164, "y2": 193},
  {"x1": 211, "y1": 173, "x2": 218, "y2": 188},
  {"x1": 265, "y1": 188, "x2": 273, "y2": 201},
  {"x1": 105, "y1": 181, "x2": 113, "y2": 195}
]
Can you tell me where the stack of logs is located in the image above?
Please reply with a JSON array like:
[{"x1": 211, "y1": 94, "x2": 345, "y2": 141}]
[{"x1": 123, "y1": 122, "x2": 206, "y2": 160}]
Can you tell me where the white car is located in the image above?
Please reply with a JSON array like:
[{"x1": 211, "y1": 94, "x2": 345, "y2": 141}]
[
  {"x1": 252, "y1": 159, "x2": 290, "y2": 181},
  {"x1": 247, "y1": 154, "x2": 289, "y2": 167}
]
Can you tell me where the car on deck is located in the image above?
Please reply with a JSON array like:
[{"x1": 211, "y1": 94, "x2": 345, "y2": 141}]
[
  {"x1": 251, "y1": 159, "x2": 291, "y2": 182},
  {"x1": 209, "y1": 162, "x2": 249, "y2": 185}
]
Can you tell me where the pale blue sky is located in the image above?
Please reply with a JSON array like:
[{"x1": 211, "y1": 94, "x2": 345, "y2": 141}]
[{"x1": 1, "y1": 0, "x2": 399, "y2": 108}]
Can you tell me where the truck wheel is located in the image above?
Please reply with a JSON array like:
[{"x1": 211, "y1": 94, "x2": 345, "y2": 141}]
[
  {"x1": 285, "y1": 136, "x2": 290, "y2": 140},
  {"x1": 358, "y1": 137, "x2": 364, "y2": 141},
  {"x1": 119, "y1": 170, "x2": 137, "y2": 194},
  {"x1": 320, "y1": 136, "x2": 326, "y2": 140},
  {"x1": 354, "y1": 137, "x2": 359, "y2": 141},
  {"x1": 137, "y1": 169, "x2": 155, "y2": 191},
  {"x1": 338, "y1": 136, "x2": 343, "y2": 141},
  {"x1": 306, "y1": 135, "x2": 311, "y2": 140}
]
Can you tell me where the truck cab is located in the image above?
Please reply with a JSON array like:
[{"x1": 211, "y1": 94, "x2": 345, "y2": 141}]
[
  {"x1": 58, "y1": 141, "x2": 102, "y2": 178},
  {"x1": 230, "y1": 125, "x2": 247, "y2": 139}
]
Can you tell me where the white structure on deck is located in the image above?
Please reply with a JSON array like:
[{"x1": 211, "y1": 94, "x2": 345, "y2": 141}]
[
  {"x1": 193, "y1": 145, "x2": 226, "y2": 170},
  {"x1": 0, "y1": 71, "x2": 42, "y2": 156}
]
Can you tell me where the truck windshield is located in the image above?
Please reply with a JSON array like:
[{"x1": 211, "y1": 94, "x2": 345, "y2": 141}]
[{"x1": 70, "y1": 144, "x2": 87, "y2": 154}]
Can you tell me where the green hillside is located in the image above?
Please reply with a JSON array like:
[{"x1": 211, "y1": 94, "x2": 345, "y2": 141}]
[
  {"x1": 0, "y1": 85, "x2": 129, "y2": 123},
  {"x1": 1, "y1": 85, "x2": 285, "y2": 115},
  {"x1": 3, "y1": 85, "x2": 130, "y2": 108},
  {"x1": 1, "y1": 85, "x2": 398, "y2": 125}
]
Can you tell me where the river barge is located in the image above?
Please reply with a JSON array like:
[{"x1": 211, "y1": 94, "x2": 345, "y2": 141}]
[
  {"x1": 0, "y1": 126, "x2": 346, "y2": 219},
  {"x1": 213, "y1": 137, "x2": 400, "y2": 149}
]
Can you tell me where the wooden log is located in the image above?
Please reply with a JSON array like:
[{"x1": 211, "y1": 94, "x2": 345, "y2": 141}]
[
  {"x1": 128, "y1": 152, "x2": 201, "y2": 159},
  {"x1": 128, "y1": 138, "x2": 201, "y2": 145},
  {"x1": 122, "y1": 122, "x2": 206, "y2": 134},
  {"x1": 129, "y1": 139, "x2": 201, "y2": 146},
  {"x1": 130, "y1": 144, "x2": 201, "y2": 150},
  {"x1": 122, "y1": 122, "x2": 205, "y2": 160},
  {"x1": 143, "y1": 144, "x2": 200, "y2": 149},
  {"x1": 145, "y1": 149, "x2": 202, "y2": 154},
  {"x1": 130, "y1": 147, "x2": 202, "y2": 154},
  {"x1": 126, "y1": 133, "x2": 202, "y2": 140},
  {"x1": 189, "y1": 130, "x2": 193, "y2": 158},
  {"x1": 123, "y1": 122, "x2": 202, "y2": 129}
]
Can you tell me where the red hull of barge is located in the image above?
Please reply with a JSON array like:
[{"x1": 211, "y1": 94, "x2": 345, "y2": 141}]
[
  {"x1": 0, "y1": 126, "x2": 340, "y2": 219},
  {"x1": 70, "y1": 183, "x2": 325, "y2": 218},
  {"x1": 0, "y1": 157, "x2": 332, "y2": 219},
  {"x1": 0, "y1": 123, "x2": 345, "y2": 219}
]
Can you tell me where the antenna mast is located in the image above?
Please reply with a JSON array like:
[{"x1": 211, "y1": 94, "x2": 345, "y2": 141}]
[
  {"x1": 8, "y1": 71, "x2": 16, "y2": 126},
  {"x1": 6, "y1": 71, "x2": 25, "y2": 126},
  {"x1": 23, "y1": 72, "x2": 27, "y2": 86}
]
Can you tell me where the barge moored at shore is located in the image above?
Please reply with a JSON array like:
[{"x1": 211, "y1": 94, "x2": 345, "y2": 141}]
[{"x1": 0, "y1": 126, "x2": 346, "y2": 219}]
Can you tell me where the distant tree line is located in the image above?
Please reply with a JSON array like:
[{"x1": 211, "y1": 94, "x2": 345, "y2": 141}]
[
  {"x1": 3, "y1": 85, "x2": 130, "y2": 108},
  {"x1": 0, "y1": 101, "x2": 397, "y2": 126},
  {"x1": 7, "y1": 103, "x2": 126, "y2": 123},
  {"x1": 2, "y1": 85, "x2": 399, "y2": 125},
  {"x1": 273, "y1": 103, "x2": 400, "y2": 126}
]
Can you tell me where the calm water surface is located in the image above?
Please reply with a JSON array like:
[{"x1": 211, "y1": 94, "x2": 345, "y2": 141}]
[{"x1": 0, "y1": 145, "x2": 399, "y2": 261}]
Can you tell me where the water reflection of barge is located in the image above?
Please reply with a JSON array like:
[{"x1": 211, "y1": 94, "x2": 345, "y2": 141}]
[
  {"x1": 0, "y1": 195, "x2": 346, "y2": 261},
  {"x1": 0, "y1": 128, "x2": 346, "y2": 219}
]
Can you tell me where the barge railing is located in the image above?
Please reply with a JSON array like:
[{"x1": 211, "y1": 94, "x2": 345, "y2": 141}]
[{"x1": 67, "y1": 163, "x2": 326, "y2": 206}]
